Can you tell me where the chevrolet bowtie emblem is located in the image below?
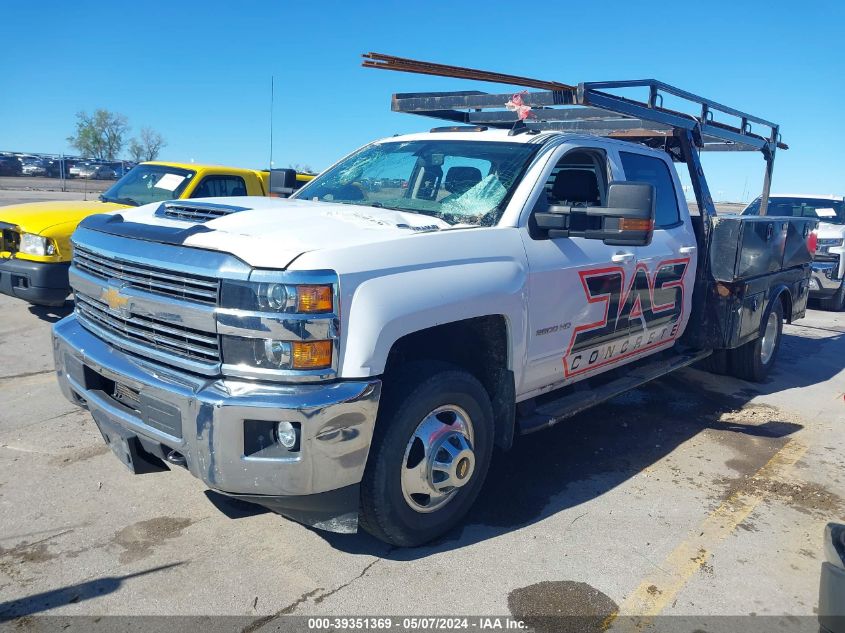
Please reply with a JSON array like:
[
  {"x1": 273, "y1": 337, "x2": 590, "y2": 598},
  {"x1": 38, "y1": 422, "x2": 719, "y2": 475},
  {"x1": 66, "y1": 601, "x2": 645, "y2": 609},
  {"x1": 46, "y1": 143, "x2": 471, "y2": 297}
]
[{"x1": 102, "y1": 283, "x2": 130, "y2": 314}]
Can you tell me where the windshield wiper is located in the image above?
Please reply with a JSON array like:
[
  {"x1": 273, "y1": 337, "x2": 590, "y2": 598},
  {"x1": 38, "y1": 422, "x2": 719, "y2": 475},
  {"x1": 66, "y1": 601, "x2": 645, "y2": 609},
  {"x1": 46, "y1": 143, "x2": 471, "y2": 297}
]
[{"x1": 101, "y1": 196, "x2": 139, "y2": 207}]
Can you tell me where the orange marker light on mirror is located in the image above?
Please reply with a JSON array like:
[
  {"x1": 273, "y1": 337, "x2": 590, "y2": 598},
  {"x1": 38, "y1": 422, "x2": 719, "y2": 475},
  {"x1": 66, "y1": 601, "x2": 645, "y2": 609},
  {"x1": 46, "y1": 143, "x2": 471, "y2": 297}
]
[
  {"x1": 296, "y1": 285, "x2": 333, "y2": 313},
  {"x1": 618, "y1": 218, "x2": 653, "y2": 231}
]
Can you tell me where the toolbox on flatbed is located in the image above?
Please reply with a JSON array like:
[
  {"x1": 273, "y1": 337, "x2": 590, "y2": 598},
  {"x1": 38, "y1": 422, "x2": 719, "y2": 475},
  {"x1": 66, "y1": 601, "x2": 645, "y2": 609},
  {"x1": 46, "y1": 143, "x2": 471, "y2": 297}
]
[{"x1": 709, "y1": 215, "x2": 816, "y2": 282}]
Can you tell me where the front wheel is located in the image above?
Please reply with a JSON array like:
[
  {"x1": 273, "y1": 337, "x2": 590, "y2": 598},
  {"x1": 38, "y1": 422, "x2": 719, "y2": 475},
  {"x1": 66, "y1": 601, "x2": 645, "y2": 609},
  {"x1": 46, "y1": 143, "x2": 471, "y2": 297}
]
[
  {"x1": 819, "y1": 284, "x2": 845, "y2": 312},
  {"x1": 359, "y1": 362, "x2": 494, "y2": 547},
  {"x1": 729, "y1": 299, "x2": 784, "y2": 382}
]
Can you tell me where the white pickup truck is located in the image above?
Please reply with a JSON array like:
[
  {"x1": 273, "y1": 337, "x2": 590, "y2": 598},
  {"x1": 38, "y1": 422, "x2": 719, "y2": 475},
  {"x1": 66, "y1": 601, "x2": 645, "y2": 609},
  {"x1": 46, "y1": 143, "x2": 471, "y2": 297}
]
[
  {"x1": 52, "y1": 62, "x2": 816, "y2": 546},
  {"x1": 743, "y1": 194, "x2": 845, "y2": 310}
]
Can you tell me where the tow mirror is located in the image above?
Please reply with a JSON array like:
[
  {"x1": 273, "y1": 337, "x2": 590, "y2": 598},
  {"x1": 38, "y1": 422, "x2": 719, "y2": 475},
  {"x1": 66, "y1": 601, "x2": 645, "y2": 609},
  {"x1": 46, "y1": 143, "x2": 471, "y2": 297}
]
[
  {"x1": 269, "y1": 168, "x2": 299, "y2": 198},
  {"x1": 535, "y1": 181, "x2": 656, "y2": 246}
]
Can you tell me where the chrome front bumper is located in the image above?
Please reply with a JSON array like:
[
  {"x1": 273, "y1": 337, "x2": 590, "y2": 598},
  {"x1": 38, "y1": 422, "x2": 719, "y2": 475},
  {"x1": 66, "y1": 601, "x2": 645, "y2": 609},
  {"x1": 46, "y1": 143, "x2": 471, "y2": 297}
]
[
  {"x1": 810, "y1": 261, "x2": 844, "y2": 294},
  {"x1": 53, "y1": 315, "x2": 381, "y2": 531}
]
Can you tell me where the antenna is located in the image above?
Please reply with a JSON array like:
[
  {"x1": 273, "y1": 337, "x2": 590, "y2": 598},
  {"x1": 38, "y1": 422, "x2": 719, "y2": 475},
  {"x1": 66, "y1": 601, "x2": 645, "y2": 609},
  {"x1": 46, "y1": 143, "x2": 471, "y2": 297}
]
[{"x1": 269, "y1": 76, "x2": 275, "y2": 168}]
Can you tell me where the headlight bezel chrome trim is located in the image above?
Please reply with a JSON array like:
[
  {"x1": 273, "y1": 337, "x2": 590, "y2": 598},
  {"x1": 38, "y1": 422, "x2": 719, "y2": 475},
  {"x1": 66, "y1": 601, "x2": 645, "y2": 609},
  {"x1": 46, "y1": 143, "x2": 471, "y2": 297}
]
[
  {"x1": 217, "y1": 269, "x2": 341, "y2": 383},
  {"x1": 817, "y1": 237, "x2": 844, "y2": 248},
  {"x1": 220, "y1": 269, "x2": 338, "y2": 314}
]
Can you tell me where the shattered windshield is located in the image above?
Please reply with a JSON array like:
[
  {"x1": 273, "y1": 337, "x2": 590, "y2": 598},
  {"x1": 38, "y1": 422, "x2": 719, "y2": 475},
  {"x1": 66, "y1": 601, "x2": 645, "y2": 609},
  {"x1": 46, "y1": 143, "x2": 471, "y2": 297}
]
[
  {"x1": 100, "y1": 164, "x2": 196, "y2": 207},
  {"x1": 294, "y1": 139, "x2": 540, "y2": 226}
]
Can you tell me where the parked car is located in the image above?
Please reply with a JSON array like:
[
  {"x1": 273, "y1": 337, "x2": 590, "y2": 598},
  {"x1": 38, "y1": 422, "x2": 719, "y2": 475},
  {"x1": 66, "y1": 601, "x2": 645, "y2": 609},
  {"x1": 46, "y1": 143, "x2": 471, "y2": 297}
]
[
  {"x1": 68, "y1": 162, "x2": 89, "y2": 178},
  {"x1": 0, "y1": 156, "x2": 23, "y2": 176},
  {"x1": 43, "y1": 158, "x2": 77, "y2": 179},
  {"x1": 0, "y1": 162, "x2": 312, "y2": 306},
  {"x1": 21, "y1": 159, "x2": 47, "y2": 176},
  {"x1": 106, "y1": 161, "x2": 131, "y2": 178},
  {"x1": 77, "y1": 163, "x2": 118, "y2": 179},
  {"x1": 743, "y1": 194, "x2": 845, "y2": 310}
]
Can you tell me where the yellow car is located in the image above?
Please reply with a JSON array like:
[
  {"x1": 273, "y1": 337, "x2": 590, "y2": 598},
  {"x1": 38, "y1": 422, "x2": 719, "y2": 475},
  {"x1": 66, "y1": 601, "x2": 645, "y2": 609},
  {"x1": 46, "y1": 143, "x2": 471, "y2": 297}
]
[{"x1": 0, "y1": 162, "x2": 312, "y2": 306}]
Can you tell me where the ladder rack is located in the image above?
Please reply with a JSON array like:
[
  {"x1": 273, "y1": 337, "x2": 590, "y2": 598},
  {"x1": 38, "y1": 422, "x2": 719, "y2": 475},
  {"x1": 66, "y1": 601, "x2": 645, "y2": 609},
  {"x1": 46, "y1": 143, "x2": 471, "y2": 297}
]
[
  {"x1": 363, "y1": 52, "x2": 785, "y2": 215},
  {"x1": 364, "y1": 52, "x2": 784, "y2": 154}
]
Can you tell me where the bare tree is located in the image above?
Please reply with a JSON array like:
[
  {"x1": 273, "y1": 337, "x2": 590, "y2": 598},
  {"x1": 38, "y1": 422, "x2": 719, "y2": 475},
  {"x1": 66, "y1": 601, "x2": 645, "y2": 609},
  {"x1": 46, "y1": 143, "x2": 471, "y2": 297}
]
[
  {"x1": 128, "y1": 128, "x2": 167, "y2": 162},
  {"x1": 139, "y1": 127, "x2": 166, "y2": 161},
  {"x1": 67, "y1": 110, "x2": 129, "y2": 160},
  {"x1": 128, "y1": 139, "x2": 145, "y2": 163},
  {"x1": 288, "y1": 162, "x2": 315, "y2": 174}
]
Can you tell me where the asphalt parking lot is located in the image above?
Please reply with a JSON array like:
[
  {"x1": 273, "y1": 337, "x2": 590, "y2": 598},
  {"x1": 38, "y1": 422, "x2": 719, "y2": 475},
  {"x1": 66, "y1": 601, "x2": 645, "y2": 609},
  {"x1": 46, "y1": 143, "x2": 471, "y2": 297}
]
[
  {"x1": 0, "y1": 176, "x2": 111, "y2": 194},
  {"x1": 0, "y1": 179, "x2": 106, "y2": 207},
  {"x1": 0, "y1": 194, "x2": 843, "y2": 631}
]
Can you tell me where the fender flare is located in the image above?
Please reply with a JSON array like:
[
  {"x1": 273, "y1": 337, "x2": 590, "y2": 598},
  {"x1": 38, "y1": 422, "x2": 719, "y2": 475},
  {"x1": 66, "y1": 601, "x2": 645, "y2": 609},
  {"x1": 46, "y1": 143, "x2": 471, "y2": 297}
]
[
  {"x1": 338, "y1": 259, "x2": 527, "y2": 379},
  {"x1": 765, "y1": 283, "x2": 792, "y2": 330}
]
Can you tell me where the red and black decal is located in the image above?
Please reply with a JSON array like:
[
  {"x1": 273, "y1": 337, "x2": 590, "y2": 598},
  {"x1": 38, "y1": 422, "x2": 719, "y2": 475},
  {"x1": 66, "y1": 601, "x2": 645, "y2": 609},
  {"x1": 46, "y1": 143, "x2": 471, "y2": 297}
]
[{"x1": 564, "y1": 258, "x2": 690, "y2": 377}]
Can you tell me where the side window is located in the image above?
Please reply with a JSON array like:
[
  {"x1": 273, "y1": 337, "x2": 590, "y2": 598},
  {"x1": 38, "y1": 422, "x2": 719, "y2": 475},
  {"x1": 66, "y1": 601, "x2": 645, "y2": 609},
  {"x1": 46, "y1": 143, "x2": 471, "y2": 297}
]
[
  {"x1": 531, "y1": 150, "x2": 608, "y2": 239},
  {"x1": 544, "y1": 150, "x2": 606, "y2": 207},
  {"x1": 191, "y1": 175, "x2": 248, "y2": 198},
  {"x1": 619, "y1": 151, "x2": 680, "y2": 228}
]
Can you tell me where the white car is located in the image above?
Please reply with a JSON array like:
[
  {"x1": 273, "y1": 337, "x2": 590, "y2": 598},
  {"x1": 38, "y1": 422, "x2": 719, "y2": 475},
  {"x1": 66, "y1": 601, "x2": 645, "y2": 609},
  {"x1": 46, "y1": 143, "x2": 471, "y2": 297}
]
[
  {"x1": 77, "y1": 163, "x2": 117, "y2": 180},
  {"x1": 21, "y1": 161, "x2": 46, "y2": 176},
  {"x1": 743, "y1": 194, "x2": 845, "y2": 310}
]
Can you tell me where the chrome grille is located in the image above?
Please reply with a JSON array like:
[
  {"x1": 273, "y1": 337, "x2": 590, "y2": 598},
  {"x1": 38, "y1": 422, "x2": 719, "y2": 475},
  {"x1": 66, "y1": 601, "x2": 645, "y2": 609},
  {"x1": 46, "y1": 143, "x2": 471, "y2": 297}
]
[
  {"x1": 75, "y1": 291, "x2": 220, "y2": 364},
  {"x1": 73, "y1": 245, "x2": 218, "y2": 305}
]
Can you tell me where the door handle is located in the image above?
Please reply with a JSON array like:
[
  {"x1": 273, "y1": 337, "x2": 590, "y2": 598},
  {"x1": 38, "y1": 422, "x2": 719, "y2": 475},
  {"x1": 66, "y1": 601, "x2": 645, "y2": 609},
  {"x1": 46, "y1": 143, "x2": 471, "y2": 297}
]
[
  {"x1": 611, "y1": 251, "x2": 635, "y2": 263},
  {"x1": 679, "y1": 246, "x2": 697, "y2": 254}
]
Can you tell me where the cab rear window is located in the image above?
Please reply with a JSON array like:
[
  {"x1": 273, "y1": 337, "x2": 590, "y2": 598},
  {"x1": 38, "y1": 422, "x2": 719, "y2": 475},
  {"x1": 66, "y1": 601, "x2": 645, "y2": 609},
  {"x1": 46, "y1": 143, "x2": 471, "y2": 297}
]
[{"x1": 191, "y1": 176, "x2": 248, "y2": 198}]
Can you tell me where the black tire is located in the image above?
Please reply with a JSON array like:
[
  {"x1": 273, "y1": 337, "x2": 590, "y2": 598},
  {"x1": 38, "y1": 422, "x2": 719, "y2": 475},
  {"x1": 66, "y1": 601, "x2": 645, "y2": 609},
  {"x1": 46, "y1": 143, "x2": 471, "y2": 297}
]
[
  {"x1": 818, "y1": 285, "x2": 845, "y2": 312},
  {"x1": 729, "y1": 299, "x2": 784, "y2": 382},
  {"x1": 699, "y1": 349, "x2": 729, "y2": 375},
  {"x1": 359, "y1": 361, "x2": 494, "y2": 547}
]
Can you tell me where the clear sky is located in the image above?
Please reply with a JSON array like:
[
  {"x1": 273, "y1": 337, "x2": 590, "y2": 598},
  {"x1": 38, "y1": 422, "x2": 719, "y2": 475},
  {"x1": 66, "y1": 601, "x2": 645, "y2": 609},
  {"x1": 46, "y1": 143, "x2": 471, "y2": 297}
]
[{"x1": 1, "y1": 0, "x2": 843, "y2": 202}]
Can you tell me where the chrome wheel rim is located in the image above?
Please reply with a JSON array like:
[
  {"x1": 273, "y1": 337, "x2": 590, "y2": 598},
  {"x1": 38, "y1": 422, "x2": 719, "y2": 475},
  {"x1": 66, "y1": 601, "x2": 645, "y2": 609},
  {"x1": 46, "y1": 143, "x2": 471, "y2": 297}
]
[
  {"x1": 760, "y1": 311, "x2": 779, "y2": 365},
  {"x1": 400, "y1": 405, "x2": 476, "y2": 513}
]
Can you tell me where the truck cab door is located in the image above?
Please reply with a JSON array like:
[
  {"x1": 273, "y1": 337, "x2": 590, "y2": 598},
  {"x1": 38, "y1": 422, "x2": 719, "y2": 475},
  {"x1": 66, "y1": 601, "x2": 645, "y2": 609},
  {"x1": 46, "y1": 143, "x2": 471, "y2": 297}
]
[
  {"x1": 518, "y1": 144, "x2": 638, "y2": 398},
  {"x1": 617, "y1": 150, "x2": 697, "y2": 349}
]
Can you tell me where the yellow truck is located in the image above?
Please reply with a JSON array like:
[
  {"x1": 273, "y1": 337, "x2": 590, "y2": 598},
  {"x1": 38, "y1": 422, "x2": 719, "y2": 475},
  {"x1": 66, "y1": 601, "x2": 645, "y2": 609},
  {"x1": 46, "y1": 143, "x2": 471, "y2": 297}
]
[{"x1": 0, "y1": 161, "x2": 312, "y2": 306}]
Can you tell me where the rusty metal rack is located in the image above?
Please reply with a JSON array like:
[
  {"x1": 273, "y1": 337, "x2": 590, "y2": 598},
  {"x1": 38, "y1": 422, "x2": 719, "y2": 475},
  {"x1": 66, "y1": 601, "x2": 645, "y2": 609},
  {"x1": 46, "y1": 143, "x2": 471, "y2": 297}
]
[
  {"x1": 363, "y1": 52, "x2": 784, "y2": 154},
  {"x1": 362, "y1": 52, "x2": 786, "y2": 215}
]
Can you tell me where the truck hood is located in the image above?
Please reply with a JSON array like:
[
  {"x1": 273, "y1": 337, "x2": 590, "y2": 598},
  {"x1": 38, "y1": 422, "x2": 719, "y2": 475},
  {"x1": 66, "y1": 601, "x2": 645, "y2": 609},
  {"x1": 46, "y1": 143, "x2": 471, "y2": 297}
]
[
  {"x1": 0, "y1": 200, "x2": 127, "y2": 234},
  {"x1": 817, "y1": 221, "x2": 845, "y2": 239},
  {"x1": 107, "y1": 197, "x2": 457, "y2": 268}
]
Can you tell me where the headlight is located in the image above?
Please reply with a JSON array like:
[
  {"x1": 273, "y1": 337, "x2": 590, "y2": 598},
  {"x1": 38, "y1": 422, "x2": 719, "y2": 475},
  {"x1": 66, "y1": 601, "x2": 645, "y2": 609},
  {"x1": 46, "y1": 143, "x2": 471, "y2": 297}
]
[
  {"x1": 20, "y1": 233, "x2": 56, "y2": 256},
  {"x1": 222, "y1": 337, "x2": 333, "y2": 371},
  {"x1": 219, "y1": 275, "x2": 337, "y2": 379},
  {"x1": 221, "y1": 280, "x2": 334, "y2": 313},
  {"x1": 818, "y1": 238, "x2": 844, "y2": 247}
]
